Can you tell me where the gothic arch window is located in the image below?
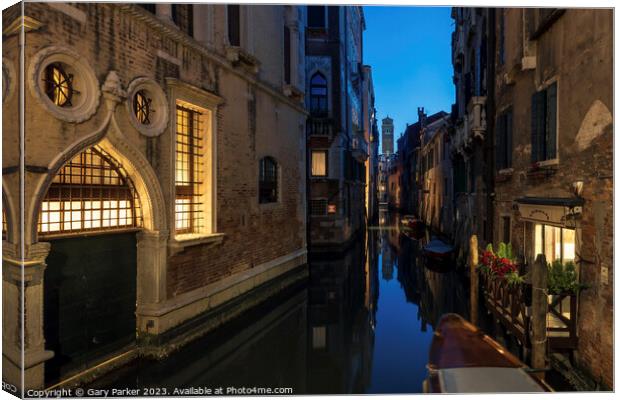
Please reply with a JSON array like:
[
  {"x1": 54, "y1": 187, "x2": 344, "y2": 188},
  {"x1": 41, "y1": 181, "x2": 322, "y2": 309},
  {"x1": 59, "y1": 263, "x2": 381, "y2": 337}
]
[
  {"x1": 259, "y1": 157, "x2": 278, "y2": 204},
  {"x1": 310, "y1": 72, "x2": 328, "y2": 116},
  {"x1": 38, "y1": 146, "x2": 142, "y2": 236}
]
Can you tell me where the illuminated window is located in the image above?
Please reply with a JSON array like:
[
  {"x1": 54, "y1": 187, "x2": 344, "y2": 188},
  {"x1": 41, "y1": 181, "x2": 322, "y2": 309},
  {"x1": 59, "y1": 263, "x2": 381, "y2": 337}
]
[
  {"x1": 310, "y1": 73, "x2": 328, "y2": 116},
  {"x1": 38, "y1": 147, "x2": 141, "y2": 235},
  {"x1": 43, "y1": 63, "x2": 76, "y2": 107},
  {"x1": 259, "y1": 157, "x2": 278, "y2": 204},
  {"x1": 175, "y1": 105, "x2": 204, "y2": 234},
  {"x1": 311, "y1": 150, "x2": 328, "y2": 177},
  {"x1": 133, "y1": 90, "x2": 152, "y2": 124},
  {"x1": 534, "y1": 224, "x2": 575, "y2": 263}
]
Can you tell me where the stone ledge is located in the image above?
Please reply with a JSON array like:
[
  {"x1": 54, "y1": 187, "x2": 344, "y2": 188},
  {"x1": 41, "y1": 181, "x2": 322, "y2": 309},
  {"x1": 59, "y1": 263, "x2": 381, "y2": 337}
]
[
  {"x1": 168, "y1": 233, "x2": 225, "y2": 255},
  {"x1": 136, "y1": 248, "x2": 307, "y2": 332}
]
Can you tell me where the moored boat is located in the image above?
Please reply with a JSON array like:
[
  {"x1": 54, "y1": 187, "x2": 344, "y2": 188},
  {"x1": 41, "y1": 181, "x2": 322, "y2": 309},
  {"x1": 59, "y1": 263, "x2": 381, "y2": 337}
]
[
  {"x1": 422, "y1": 239, "x2": 454, "y2": 261},
  {"x1": 423, "y1": 313, "x2": 553, "y2": 393}
]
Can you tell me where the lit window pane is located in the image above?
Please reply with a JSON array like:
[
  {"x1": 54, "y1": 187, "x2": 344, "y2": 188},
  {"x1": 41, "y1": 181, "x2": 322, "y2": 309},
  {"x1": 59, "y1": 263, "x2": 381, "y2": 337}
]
[
  {"x1": 38, "y1": 147, "x2": 140, "y2": 235},
  {"x1": 563, "y1": 228, "x2": 575, "y2": 262},
  {"x1": 534, "y1": 224, "x2": 543, "y2": 258},
  {"x1": 311, "y1": 151, "x2": 327, "y2": 176}
]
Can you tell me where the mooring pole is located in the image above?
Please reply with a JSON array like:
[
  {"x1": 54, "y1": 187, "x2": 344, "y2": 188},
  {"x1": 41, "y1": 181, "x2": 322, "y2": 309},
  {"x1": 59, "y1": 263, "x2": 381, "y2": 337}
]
[
  {"x1": 531, "y1": 254, "x2": 548, "y2": 380},
  {"x1": 469, "y1": 234, "x2": 479, "y2": 326}
]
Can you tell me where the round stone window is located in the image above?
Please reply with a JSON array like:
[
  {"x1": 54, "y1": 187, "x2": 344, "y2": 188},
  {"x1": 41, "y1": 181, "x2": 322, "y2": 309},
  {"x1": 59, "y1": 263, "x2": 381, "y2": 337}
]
[
  {"x1": 126, "y1": 77, "x2": 168, "y2": 137},
  {"x1": 28, "y1": 46, "x2": 100, "y2": 123},
  {"x1": 2, "y1": 59, "x2": 16, "y2": 104}
]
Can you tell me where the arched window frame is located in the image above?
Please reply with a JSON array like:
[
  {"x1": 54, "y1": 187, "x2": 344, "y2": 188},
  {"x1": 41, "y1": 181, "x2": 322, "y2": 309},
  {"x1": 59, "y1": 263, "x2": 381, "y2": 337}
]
[
  {"x1": 38, "y1": 146, "x2": 142, "y2": 237},
  {"x1": 258, "y1": 157, "x2": 279, "y2": 204},
  {"x1": 310, "y1": 72, "x2": 328, "y2": 116}
]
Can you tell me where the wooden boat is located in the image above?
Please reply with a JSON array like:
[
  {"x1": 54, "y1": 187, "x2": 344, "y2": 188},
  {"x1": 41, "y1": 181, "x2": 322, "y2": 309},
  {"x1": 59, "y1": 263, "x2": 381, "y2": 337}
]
[
  {"x1": 423, "y1": 314, "x2": 552, "y2": 393},
  {"x1": 422, "y1": 239, "x2": 454, "y2": 261}
]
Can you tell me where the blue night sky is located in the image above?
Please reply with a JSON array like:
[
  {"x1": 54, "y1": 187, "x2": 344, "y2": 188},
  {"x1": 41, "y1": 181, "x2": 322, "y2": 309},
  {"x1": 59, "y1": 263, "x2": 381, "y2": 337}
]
[{"x1": 363, "y1": 6, "x2": 455, "y2": 152}]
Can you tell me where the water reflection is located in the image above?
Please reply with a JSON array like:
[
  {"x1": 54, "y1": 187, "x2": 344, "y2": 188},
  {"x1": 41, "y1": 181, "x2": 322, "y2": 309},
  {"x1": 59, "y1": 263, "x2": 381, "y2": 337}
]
[{"x1": 93, "y1": 211, "x2": 471, "y2": 394}]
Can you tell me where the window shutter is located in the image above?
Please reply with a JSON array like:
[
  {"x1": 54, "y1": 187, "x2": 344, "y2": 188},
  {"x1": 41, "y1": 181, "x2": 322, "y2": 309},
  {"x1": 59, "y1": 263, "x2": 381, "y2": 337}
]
[
  {"x1": 506, "y1": 109, "x2": 513, "y2": 167},
  {"x1": 546, "y1": 83, "x2": 557, "y2": 160},
  {"x1": 531, "y1": 90, "x2": 546, "y2": 162}
]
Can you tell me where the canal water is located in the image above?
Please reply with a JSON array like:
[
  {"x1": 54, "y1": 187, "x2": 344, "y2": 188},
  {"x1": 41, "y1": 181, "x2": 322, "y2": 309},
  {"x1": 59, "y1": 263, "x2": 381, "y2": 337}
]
[{"x1": 89, "y1": 212, "x2": 556, "y2": 394}]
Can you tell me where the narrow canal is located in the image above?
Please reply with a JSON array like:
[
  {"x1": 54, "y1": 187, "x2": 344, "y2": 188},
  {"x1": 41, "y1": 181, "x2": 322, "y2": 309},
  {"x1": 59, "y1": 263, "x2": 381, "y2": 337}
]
[{"x1": 89, "y1": 211, "x2": 557, "y2": 394}]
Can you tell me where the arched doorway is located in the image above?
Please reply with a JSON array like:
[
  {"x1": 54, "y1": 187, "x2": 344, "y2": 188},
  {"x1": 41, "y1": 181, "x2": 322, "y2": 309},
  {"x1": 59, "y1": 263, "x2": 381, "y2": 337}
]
[{"x1": 39, "y1": 145, "x2": 142, "y2": 383}]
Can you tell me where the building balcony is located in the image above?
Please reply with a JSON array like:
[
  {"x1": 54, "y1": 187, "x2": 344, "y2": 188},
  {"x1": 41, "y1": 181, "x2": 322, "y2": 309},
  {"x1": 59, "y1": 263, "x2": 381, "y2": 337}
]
[
  {"x1": 452, "y1": 96, "x2": 486, "y2": 156},
  {"x1": 307, "y1": 117, "x2": 333, "y2": 137},
  {"x1": 467, "y1": 96, "x2": 486, "y2": 140}
]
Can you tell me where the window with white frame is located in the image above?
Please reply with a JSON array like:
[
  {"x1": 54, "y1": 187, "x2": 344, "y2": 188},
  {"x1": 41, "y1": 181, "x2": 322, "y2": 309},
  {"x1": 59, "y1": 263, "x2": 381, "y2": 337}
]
[{"x1": 175, "y1": 103, "x2": 207, "y2": 234}]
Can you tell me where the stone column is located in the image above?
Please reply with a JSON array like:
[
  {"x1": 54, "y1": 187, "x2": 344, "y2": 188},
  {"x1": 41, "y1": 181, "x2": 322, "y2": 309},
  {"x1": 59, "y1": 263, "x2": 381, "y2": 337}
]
[
  {"x1": 2, "y1": 242, "x2": 54, "y2": 392},
  {"x1": 135, "y1": 230, "x2": 169, "y2": 335},
  {"x1": 193, "y1": 5, "x2": 214, "y2": 47}
]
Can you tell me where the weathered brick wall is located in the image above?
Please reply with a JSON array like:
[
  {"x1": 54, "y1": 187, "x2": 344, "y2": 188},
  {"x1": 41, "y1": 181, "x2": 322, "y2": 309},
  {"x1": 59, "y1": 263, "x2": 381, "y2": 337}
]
[
  {"x1": 8, "y1": 3, "x2": 306, "y2": 300},
  {"x1": 494, "y1": 8, "x2": 613, "y2": 387}
]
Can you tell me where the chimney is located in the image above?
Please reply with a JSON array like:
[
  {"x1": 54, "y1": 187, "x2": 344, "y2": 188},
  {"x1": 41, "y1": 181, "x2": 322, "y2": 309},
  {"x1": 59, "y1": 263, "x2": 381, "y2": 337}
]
[{"x1": 417, "y1": 107, "x2": 427, "y2": 128}]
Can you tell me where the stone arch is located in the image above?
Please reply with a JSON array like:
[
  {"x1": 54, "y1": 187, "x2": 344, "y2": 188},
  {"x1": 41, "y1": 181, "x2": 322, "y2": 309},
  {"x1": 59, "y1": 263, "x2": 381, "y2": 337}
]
[
  {"x1": 27, "y1": 114, "x2": 168, "y2": 244},
  {"x1": 27, "y1": 100, "x2": 170, "y2": 322}
]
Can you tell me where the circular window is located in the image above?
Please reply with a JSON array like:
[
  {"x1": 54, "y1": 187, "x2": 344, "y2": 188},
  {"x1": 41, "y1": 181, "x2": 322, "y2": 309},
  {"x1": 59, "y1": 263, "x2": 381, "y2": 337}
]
[
  {"x1": 2, "y1": 59, "x2": 16, "y2": 104},
  {"x1": 44, "y1": 63, "x2": 75, "y2": 107},
  {"x1": 28, "y1": 46, "x2": 100, "y2": 123},
  {"x1": 133, "y1": 90, "x2": 152, "y2": 124},
  {"x1": 126, "y1": 77, "x2": 168, "y2": 137}
]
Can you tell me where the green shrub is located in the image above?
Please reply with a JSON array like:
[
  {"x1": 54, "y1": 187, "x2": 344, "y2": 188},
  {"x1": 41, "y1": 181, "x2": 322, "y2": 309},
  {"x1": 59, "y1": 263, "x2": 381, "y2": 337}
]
[{"x1": 547, "y1": 260, "x2": 588, "y2": 294}]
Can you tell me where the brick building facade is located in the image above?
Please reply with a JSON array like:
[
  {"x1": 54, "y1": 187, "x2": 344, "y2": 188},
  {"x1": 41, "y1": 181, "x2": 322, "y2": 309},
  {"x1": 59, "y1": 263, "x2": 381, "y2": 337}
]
[
  {"x1": 3, "y1": 3, "x2": 308, "y2": 390},
  {"x1": 491, "y1": 8, "x2": 613, "y2": 388}
]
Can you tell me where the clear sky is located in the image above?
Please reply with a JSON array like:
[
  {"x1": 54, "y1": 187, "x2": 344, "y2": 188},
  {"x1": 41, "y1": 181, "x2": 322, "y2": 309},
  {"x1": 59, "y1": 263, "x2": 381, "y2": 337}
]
[{"x1": 363, "y1": 6, "x2": 455, "y2": 152}]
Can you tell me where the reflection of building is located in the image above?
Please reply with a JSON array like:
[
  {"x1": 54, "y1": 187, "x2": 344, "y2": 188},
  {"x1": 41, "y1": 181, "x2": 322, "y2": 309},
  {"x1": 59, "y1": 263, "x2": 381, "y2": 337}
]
[
  {"x1": 488, "y1": 8, "x2": 613, "y2": 388},
  {"x1": 307, "y1": 237, "x2": 376, "y2": 393},
  {"x1": 3, "y1": 3, "x2": 308, "y2": 390},
  {"x1": 306, "y1": 6, "x2": 371, "y2": 249}
]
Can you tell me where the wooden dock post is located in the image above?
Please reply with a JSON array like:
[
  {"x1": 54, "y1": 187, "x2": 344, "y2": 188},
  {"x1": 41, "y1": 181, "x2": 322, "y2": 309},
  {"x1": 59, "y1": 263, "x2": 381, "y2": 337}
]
[
  {"x1": 469, "y1": 235, "x2": 479, "y2": 326},
  {"x1": 531, "y1": 254, "x2": 548, "y2": 379}
]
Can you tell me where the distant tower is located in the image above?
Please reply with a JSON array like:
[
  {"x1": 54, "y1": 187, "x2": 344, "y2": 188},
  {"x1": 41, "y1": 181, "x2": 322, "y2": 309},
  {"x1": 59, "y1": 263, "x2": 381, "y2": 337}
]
[{"x1": 382, "y1": 116, "x2": 394, "y2": 155}]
